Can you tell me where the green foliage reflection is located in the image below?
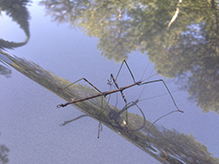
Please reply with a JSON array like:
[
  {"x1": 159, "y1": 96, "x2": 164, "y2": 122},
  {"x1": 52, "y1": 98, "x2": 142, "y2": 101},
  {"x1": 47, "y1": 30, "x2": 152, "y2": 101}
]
[{"x1": 39, "y1": 0, "x2": 219, "y2": 113}]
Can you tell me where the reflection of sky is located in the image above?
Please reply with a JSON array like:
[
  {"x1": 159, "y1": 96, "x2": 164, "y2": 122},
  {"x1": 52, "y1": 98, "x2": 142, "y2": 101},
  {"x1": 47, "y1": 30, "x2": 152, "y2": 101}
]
[{"x1": 1, "y1": 1, "x2": 219, "y2": 163}]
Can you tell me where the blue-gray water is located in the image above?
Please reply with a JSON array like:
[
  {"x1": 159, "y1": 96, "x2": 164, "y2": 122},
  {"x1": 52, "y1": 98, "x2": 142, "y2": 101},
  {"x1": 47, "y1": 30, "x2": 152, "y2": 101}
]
[{"x1": 1, "y1": 1, "x2": 219, "y2": 163}]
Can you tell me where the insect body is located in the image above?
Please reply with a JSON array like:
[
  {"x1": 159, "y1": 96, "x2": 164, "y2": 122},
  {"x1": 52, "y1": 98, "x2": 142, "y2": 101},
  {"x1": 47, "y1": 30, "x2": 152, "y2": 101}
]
[{"x1": 57, "y1": 60, "x2": 183, "y2": 138}]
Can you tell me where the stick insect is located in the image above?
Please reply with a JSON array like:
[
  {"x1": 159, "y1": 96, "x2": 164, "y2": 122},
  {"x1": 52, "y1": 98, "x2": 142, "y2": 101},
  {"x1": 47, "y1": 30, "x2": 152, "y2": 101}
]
[{"x1": 57, "y1": 60, "x2": 183, "y2": 138}]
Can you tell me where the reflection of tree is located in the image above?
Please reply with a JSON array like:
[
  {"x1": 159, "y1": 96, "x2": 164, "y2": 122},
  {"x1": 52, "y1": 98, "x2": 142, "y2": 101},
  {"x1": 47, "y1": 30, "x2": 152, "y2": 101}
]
[
  {"x1": 0, "y1": 0, "x2": 30, "y2": 49},
  {"x1": 0, "y1": 64, "x2": 11, "y2": 78},
  {"x1": 0, "y1": 145, "x2": 9, "y2": 164},
  {"x1": 143, "y1": 0, "x2": 219, "y2": 113},
  {"x1": 0, "y1": 134, "x2": 9, "y2": 164},
  {"x1": 39, "y1": 0, "x2": 142, "y2": 61},
  {"x1": 40, "y1": 0, "x2": 219, "y2": 113},
  {"x1": 1, "y1": 52, "x2": 219, "y2": 164}
]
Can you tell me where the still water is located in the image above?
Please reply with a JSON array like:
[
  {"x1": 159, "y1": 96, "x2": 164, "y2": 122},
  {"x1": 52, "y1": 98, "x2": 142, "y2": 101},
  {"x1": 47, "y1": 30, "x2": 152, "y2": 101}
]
[{"x1": 1, "y1": 1, "x2": 219, "y2": 163}]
